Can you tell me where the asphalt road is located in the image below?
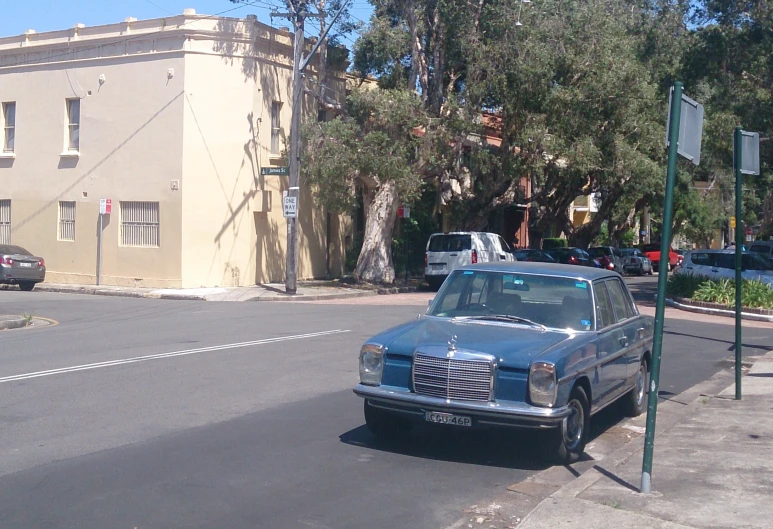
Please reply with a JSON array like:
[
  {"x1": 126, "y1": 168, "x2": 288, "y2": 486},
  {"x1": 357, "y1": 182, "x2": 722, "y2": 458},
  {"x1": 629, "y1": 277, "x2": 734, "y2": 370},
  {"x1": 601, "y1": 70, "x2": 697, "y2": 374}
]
[{"x1": 0, "y1": 280, "x2": 771, "y2": 529}]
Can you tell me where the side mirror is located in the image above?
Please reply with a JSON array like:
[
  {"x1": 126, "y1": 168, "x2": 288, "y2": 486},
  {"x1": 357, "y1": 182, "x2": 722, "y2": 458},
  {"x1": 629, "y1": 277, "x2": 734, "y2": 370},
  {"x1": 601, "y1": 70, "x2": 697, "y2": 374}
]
[{"x1": 428, "y1": 298, "x2": 434, "y2": 307}]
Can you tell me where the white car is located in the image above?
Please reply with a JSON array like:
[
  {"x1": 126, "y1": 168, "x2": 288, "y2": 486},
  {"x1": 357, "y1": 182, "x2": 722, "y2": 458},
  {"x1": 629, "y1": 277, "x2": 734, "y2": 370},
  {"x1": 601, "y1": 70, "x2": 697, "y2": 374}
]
[
  {"x1": 675, "y1": 249, "x2": 773, "y2": 286},
  {"x1": 424, "y1": 232, "x2": 515, "y2": 289}
]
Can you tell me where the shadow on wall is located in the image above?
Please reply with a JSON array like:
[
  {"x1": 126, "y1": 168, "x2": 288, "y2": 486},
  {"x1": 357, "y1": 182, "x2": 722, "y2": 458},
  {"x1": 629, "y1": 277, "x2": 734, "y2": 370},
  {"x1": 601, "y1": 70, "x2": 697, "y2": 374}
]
[{"x1": 254, "y1": 212, "x2": 285, "y2": 283}]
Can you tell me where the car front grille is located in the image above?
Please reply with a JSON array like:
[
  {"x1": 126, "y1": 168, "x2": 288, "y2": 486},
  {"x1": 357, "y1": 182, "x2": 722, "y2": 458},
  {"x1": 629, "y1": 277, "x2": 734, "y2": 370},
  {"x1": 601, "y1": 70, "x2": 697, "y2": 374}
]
[{"x1": 413, "y1": 354, "x2": 493, "y2": 401}]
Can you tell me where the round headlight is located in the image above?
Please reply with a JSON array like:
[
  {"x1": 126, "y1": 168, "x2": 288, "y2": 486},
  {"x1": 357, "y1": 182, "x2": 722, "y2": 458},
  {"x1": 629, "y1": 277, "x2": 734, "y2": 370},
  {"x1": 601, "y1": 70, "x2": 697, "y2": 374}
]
[
  {"x1": 529, "y1": 362, "x2": 557, "y2": 407},
  {"x1": 359, "y1": 344, "x2": 384, "y2": 386}
]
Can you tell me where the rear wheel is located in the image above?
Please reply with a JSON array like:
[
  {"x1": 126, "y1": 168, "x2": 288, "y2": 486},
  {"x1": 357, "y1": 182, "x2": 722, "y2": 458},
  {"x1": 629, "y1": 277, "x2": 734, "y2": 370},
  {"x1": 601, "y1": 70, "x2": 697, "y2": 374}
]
[
  {"x1": 18, "y1": 282, "x2": 35, "y2": 292},
  {"x1": 542, "y1": 386, "x2": 590, "y2": 465},
  {"x1": 364, "y1": 401, "x2": 412, "y2": 440}
]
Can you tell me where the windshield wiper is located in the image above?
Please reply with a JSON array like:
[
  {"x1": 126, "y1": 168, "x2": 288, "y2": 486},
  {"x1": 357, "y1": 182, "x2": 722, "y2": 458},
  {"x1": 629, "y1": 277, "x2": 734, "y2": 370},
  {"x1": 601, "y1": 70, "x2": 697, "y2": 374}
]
[{"x1": 455, "y1": 314, "x2": 548, "y2": 331}]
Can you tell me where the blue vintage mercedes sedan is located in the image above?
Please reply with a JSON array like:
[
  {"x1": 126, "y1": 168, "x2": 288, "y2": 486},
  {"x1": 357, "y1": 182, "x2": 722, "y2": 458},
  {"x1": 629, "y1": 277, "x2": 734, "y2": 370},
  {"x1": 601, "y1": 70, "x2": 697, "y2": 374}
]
[{"x1": 354, "y1": 262, "x2": 655, "y2": 463}]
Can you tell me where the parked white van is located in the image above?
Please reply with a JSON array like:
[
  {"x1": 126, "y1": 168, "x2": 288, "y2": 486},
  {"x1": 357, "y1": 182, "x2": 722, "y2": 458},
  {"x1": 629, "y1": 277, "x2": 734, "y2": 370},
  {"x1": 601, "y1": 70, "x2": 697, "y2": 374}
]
[{"x1": 424, "y1": 232, "x2": 515, "y2": 289}]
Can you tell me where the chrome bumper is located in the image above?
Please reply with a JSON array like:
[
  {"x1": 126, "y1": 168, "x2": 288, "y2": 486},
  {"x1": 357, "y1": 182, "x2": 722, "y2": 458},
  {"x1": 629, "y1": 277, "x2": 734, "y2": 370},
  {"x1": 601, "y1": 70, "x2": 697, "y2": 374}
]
[{"x1": 354, "y1": 384, "x2": 570, "y2": 427}]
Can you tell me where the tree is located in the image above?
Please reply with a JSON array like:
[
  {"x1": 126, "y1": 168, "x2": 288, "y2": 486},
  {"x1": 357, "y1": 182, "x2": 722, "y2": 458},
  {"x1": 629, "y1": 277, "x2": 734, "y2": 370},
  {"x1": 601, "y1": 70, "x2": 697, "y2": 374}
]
[{"x1": 302, "y1": 88, "x2": 427, "y2": 283}]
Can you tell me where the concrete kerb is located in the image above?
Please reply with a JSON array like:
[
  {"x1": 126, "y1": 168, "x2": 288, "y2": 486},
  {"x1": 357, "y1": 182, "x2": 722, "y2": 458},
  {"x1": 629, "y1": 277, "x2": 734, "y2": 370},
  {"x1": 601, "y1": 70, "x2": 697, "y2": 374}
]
[
  {"x1": 666, "y1": 297, "x2": 773, "y2": 323},
  {"x1": 0, "y1": 315, "x2": 28, "y2": 331},
  {"x1": 247, "y1": 290, "x2": 377, "y2": 302}
]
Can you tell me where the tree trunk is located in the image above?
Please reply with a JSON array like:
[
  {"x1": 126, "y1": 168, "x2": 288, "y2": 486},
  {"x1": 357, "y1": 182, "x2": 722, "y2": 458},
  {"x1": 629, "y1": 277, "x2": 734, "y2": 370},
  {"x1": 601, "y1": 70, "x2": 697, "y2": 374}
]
[{"x1": 355, "y1": 180, "x2": 399, "y2": 284}]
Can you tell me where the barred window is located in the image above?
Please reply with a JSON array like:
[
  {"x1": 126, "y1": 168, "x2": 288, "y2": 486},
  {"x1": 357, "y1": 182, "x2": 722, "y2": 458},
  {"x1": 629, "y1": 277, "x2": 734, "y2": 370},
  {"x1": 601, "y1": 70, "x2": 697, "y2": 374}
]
[
  {"x1": 120, "y1": 201, "x2": 159, "y2": 247},
  {"x1": 0, "y1": 200, "x2": 10, "y2": 244},
  {"x1": 271, "y1": 101, "x2": 281, "y2": 155},
  {"x1": 58, "y1": 201, "x2": 76, "y2": 241}
]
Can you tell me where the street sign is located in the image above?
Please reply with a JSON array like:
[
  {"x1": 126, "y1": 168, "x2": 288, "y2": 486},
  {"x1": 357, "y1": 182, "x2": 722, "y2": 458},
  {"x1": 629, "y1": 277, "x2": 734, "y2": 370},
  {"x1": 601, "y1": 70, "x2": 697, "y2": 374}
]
[
  {"x1": 665, "y1": 88, "x2": 705, "y2": 165},
  {"x1": 734, "y1": 130, "x2": 760, "y2": 176},
  {"x1": 261, "y1": 166, "x2": 289, "y2": 176},
  {"x1": 283, "y1": 195, "x2": 297, "y2": 218},
  {"x1": 730, "y1": 216, "x2": 736, "y2": 229},
  {"x1": 397, "y1": 205, "x2": 411, "y2": 219},
  {"x1": 99, "y1": 198, "x2": 112, "y2": 215},
  {"x1": 746, "y1": 227, "x2": 753, "y2": 235}
]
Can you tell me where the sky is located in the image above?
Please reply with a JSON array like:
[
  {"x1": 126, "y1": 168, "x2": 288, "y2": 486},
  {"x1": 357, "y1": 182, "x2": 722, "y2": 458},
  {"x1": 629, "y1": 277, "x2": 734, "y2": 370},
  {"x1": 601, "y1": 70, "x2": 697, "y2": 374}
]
[{"x1": 1, "y1": 0, "x2": 373, "y2": 50}]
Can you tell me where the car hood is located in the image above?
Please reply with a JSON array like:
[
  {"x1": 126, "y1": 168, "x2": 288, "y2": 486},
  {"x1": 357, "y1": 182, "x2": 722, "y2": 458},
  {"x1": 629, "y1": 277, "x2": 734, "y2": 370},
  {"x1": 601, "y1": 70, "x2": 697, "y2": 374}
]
[{"x1": 372, "y1": 317, "x2": 574, "y2": 370}]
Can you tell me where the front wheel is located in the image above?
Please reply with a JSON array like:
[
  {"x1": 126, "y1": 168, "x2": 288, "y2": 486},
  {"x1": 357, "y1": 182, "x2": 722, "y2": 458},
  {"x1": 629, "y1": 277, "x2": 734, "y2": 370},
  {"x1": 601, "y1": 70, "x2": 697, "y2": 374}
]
[
  {"x1": 364, "y1": 401, "x2": 412, "y2": 440},
  {"x1": 622, "y1": 359, "x2": 649, "y2": 417},
  {"x1": 542, "y1": 386, "x2": 590, "y2": 465}
]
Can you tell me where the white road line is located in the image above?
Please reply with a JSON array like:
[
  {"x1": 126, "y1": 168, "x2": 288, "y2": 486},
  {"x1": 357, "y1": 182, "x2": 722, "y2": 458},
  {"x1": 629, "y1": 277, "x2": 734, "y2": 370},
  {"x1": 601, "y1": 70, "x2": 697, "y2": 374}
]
[{"x1": 0, "y1": 329, "x2": 350, "y2": 384}]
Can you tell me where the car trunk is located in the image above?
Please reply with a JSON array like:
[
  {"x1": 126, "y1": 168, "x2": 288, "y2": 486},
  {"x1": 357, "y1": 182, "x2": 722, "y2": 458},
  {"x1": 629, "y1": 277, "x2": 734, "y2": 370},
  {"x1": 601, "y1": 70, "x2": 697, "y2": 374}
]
[{"x1": 6, "y1": 254, "x2": 41, "y2": 280}]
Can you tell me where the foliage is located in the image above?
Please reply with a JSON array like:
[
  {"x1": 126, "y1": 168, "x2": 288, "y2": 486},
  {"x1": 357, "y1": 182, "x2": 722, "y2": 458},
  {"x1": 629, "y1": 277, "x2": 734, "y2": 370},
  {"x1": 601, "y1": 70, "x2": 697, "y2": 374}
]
[
  {"x1": 542, "y1": 238, "x2": 567, "y2": 250},
  {"x1": 679, "y1": 276, "x2": 773, "y2": 309},
  {"x1": 743, "y1": 280, "x2": 773, "y2": 309},
  {"x1": 668, "y1": 273, "x2": 712, "y2": 299},
  {"x1": 693, "y1": 279, "x2": 736, "y2": 305}
]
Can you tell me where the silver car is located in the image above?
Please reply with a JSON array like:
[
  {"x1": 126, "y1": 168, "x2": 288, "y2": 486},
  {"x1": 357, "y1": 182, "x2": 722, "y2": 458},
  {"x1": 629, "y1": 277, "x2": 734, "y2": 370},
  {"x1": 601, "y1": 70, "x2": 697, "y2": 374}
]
[
  {"x1": 0, "y1": 245, "x2": 46, "y2": 291},
  {"x1": 620, "y1": 248, "x2": 653, "y2": 276},
  {"x1": 676, "y1": 249, "x2": 773, "y2": 286}
]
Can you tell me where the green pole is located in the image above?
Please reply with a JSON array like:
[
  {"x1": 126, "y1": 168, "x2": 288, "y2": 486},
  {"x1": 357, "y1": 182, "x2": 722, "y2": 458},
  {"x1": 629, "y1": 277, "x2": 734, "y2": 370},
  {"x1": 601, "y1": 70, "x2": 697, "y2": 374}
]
[
  {"x1": 734, "y1": 127, "x2": 743, "y2": 401},
  {"x1": 641, "y1": 82, "x2": 683, "y2": 494}
]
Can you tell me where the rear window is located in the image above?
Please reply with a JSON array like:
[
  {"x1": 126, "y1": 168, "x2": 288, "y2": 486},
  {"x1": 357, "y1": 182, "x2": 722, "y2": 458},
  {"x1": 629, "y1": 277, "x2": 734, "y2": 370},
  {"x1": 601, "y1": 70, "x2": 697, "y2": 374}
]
[
  {"x1": 743, "y1": 253, "x2": 773, "y2": 271},
  {"x1": 750, "y1": 244, "x2": 772, "y2": 255},
  {"x1": 0, "y1": 245, "x2": 31, "y2": 256},
  {"x1": 428, "y1": 234, "x2": 472, "y2": 252},
  {"x1": 588, "y1": 247, "x2": 611, "y2": 257},
  {"x1": 641, "y1": 244, "x2": 661, "y2": 253}
]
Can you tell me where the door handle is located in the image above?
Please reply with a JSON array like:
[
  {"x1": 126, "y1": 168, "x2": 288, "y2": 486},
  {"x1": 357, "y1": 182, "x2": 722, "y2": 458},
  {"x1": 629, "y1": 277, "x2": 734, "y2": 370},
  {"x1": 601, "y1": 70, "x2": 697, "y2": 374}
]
[
  {"x1": 619, "y1": 337, "x2": 629, "y2": 347},
  {"x1": 499, "y1": 254, "x2": 506, "y2": 259},
  {"x1": 450, "y1": 253, "x2": 458, "y2": 257},
  {"x1": 637, "y1": 328, "x2": 645, "y2": 339},
  {"x1": 711, "y1": 269, "x2": 718, "y2": 273}
]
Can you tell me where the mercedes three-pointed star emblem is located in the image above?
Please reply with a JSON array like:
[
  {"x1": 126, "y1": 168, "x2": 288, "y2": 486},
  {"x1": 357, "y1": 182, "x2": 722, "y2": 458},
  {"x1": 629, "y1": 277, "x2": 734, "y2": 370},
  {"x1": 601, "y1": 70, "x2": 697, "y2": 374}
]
[{"x1": 447, "y1": 335, "x2": 458, "y2": 357}]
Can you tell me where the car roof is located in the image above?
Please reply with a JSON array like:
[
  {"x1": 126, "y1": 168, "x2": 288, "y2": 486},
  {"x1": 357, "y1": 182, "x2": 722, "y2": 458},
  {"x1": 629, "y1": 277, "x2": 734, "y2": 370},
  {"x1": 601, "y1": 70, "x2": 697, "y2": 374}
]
[
  {"x1": 457, "y1": 261, "x2": 619, "y2": 280},
  {"x1": 686, "y1": 249, "x2": 760, "y2": 254}
]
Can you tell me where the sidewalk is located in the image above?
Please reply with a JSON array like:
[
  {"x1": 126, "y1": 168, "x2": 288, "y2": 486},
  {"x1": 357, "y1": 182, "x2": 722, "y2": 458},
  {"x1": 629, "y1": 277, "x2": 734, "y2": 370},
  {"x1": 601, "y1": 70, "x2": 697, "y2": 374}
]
[{"x1": 518, "y1": 350, "x2": 773, "y2": 529}]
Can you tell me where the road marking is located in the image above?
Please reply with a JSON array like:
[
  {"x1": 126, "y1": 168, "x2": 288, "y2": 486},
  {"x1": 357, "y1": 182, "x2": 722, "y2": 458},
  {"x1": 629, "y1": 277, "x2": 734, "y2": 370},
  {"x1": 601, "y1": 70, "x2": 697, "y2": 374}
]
[{"x1": 0, "y1": 329, "x2": 350, "y2": 384}]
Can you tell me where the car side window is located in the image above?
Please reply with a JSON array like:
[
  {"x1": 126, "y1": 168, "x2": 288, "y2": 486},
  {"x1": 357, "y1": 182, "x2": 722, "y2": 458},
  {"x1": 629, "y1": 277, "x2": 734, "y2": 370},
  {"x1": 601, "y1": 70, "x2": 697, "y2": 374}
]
[
  {"x1": 467, "y1": 272, "x2": 489, "y2": 306},
  {"x1": 606, "y1": 279, "x2": 633, "y2": 322},
  {"x1": 498, "y1": 236, "x2": 511, "y2": 252},
  {"x1": 716, "y1": 254, "x2": 734, "y2": 269},
  {"x1": 690, "y1": 252, "x2": 714, "y2": 266},
  {"x1": 593, "y1": 282, "x2": 616, "y2": 330}
]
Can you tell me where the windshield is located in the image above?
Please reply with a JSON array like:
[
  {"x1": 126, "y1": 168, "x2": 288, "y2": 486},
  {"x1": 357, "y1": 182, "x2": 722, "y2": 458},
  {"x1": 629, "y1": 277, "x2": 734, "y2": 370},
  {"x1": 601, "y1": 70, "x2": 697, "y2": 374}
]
[
  {"x1": 588, "y1": 248, "x2": 611, "y2": 257},
  {"x1": 429, "y1": 270, "x2": 594, "y2": 331},
  {"x1": 428, "y1": 234, "x2": 472, "y2": 252},
  {"x1": 620, "y1": 248, "x2": 640, "y2": 257},
  {"x1": 641, "y1": 244, "x2": 661, "y2": 253}
]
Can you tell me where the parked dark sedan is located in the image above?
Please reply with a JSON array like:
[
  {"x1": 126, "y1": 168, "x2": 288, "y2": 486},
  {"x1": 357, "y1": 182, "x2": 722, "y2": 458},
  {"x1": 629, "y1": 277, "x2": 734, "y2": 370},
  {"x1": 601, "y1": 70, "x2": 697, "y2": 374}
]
[
  {"x1": 354, "y1": 262, "x2": 655, "y2": 464},
  {"x1": 546, "y1": 247, "x2": 596, "y2": 267},
  {"x1": 0, "y1": 245, "x2": 46, "y2": 291},
  {"x1": 513, "y1": 249, "x2": 556, "y2": 263}
]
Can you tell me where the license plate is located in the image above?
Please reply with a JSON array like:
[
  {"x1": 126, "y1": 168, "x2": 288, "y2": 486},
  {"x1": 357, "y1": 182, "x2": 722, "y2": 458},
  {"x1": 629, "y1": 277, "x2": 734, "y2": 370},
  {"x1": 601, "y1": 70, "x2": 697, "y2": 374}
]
[
  {"x1": 430, "y1": 263, "x2": 445, "y2": 269},
  {"x1": 19, "y1": 263, "x2": 32, "y2": 268},
  {"x1": 425, "y1": 411, "x2": 472, "y2": 427}
]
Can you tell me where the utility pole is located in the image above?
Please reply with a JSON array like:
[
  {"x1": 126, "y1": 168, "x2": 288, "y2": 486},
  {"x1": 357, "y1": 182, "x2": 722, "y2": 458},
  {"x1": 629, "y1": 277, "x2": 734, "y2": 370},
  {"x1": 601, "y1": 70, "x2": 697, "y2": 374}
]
[{"x1": 273, "y1": 0, "x2": 350, "y2": 294}]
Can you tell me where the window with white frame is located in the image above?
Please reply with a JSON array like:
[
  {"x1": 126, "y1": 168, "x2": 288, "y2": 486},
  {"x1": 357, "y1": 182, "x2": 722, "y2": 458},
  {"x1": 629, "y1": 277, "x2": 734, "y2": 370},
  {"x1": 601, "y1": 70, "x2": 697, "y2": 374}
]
[
  {"x1": 2, "y1": 102, "x2": 15, "y2": 153},
  {"x1": 120, "y1": 201, "x2": 159, "y2": 247},
  {"x1": 270, "y1": 101, "x2": 281, "y2": 155},
  {"x1": 66, "y1": 98, "x2": 80, "y2": 152},
  {"x1": 0, "y1": 200, "x2": 10, "y2": 244},
  {"x1": 58, "y1": 201, "x2": 76, "y2": 241}
]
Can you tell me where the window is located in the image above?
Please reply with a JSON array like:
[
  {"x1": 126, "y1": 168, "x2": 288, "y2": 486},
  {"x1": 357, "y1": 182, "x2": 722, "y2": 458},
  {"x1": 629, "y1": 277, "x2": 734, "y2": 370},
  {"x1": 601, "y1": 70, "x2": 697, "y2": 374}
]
[
  {"x1": 428, "y1": 234, "x2": 472, "y2": 252},
  {"x1": 270, "y1": 101, "x2": 281, "y2": 155},
  {"x1": 593, "y1": 282, "x2": 615, "y2": 329},
  {"x1": 0, "y1": 200, "x2": 10, "y2": 244},
  {"x1": 606, "y1": 279, "x2": 633, "y2": 322},
  {"x1": 690, "y1": 252, "x2": 714, "y2": 266},
  {"x1": 2, "y1": 102, "x2": 15, "y2": 153},
  {"x1": 58, "y1": 201, "x2": 76, "y2": 241},
  {"x1": 66, "y1": 98, "x2": 80, "y2": 152},
  {"x1": 120, "y1": 201, "x2": 159, "y2": 247}
]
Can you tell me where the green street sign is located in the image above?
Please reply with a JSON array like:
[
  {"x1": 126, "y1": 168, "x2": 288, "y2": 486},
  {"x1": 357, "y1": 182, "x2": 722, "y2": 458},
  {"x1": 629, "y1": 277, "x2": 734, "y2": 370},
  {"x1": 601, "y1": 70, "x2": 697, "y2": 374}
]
[{"x1": 261, "y1": 166, "x2": 289, "y2": 176}]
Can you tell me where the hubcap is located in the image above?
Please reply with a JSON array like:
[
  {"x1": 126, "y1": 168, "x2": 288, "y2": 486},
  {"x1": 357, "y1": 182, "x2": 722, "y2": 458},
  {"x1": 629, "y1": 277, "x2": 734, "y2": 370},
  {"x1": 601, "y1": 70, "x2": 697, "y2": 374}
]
[
  {"x1": 636, "y1": 364, "x2": 647, "y2": 406},
  {"x1": 562, "y1": 399, "x2": 584, "y2": 450}
]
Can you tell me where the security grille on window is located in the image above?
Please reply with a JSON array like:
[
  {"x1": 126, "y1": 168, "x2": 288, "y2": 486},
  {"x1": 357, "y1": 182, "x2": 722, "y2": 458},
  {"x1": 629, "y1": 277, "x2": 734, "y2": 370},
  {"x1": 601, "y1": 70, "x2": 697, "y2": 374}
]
[
  {"x1": 67, "y1": 98, "x2": 80, "y2": 151},
  {"x1": 0, "y1": 200, "x2": 10, "y2": 244},
  {"x1": 2, "y1": 102, "x2": 15, "y2": 153},
  {"x1": 120, "y1": 202, "x2": 159, "y2": 247},
  {"x1": 271, "y1": 101, "x2": 281, "y2": 155},
  {"x1": 58, "y1": 201, "x2": 76, "y2": 241}
]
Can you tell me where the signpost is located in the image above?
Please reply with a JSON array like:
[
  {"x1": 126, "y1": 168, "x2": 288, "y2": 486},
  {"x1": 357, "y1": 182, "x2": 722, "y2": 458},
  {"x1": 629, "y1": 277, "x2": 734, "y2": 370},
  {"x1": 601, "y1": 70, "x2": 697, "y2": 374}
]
[
  {"x1": 97, "y1": 199, "x2": 112, "y2": 286},
  {"x1": 733, "y1": 128, "x2": 761, "y2": 401},
  {"x1": 641, "y1": 82, "x2": 704, "y2": 494}
]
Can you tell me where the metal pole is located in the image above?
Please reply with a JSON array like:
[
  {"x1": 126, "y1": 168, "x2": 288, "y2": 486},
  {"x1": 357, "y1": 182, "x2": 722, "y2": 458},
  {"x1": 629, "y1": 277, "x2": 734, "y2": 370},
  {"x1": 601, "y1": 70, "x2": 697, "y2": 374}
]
[
  {"x1": 641, "y1": 81, "x2": 683, "y2": 494},
  {"x1": 285, "y1": 1, "x2": 306, "y2": 295},
  {"x1": 734, "y1": 126, "x2": 743, "y2": 400},
  {"x1": 97, "y1": 213, "x2": 103, "y2": 286}
]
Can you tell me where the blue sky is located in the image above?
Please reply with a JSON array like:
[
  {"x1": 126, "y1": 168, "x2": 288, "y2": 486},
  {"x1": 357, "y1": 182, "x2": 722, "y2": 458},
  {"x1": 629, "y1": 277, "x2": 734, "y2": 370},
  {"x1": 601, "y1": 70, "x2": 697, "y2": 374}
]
[{"x1": 1, "y1": 1, "x2": 373, "y2": 48}]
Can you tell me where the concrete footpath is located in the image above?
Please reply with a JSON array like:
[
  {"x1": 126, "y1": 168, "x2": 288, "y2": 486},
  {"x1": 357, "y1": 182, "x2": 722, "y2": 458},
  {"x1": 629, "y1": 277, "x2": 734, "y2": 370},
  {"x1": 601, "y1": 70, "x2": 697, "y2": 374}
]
[{"x1": 518, "y1": 350, "x2": 773, "y2": 529}]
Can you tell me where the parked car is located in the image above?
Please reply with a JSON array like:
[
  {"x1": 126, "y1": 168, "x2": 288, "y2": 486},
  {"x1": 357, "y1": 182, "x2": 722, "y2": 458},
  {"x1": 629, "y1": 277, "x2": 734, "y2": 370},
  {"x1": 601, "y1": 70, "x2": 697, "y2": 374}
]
[
  {"x1": 513, "y1": 249, "x2": 556, "y2": 263},
  {"x1": 354, "y1": 262, "x2": 655, "y2": 464},
  {"x1": 0, "y1": 245, "x2": 46, "y2": 291},
  {"x1": 640, "y1": 243, "x2": 680, "y2": 272},
  {"x1": 619, "y1": 248, "x2": 653, "y2": 276},
  {"x1": 749, "y1": 241, "x2": 773, "y2": 257},
  {"x1": 588, "y1": 246, "x2": 625, "y2": 273},
  {"x1": 424, "y1": 232, "x2": 515, "y2": 290},
  {"x1": 545, "y1": 247, "x2": 596, "y2": 267},
  {"x1": 675, "y1": 249, "x2": 773, "y2": 286}
]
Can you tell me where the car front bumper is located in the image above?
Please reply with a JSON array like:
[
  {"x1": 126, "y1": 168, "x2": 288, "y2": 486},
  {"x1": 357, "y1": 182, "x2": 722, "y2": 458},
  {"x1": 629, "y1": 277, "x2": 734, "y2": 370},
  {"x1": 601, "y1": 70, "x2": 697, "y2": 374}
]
[{"x1": 354, "y1": 384, "x2": 571, "y2": 429}]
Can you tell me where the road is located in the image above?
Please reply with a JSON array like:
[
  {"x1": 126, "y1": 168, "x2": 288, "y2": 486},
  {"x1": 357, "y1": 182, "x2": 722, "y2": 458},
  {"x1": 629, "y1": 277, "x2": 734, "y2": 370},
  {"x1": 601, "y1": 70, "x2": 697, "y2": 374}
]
[{"x1": 0, "y1": 277, "x2": 771, "y2": 528}]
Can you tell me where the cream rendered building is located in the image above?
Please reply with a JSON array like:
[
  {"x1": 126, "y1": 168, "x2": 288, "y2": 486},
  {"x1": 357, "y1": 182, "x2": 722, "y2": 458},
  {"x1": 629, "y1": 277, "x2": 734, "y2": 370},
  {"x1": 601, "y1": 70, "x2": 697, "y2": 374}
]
[{"x1": 0, "y1": 9, "x2": 349, "y2": 288}]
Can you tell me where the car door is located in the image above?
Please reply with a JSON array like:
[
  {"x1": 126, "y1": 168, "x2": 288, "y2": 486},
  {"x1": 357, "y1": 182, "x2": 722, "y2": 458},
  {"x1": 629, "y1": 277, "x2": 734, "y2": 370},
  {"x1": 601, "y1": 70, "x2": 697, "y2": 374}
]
[
  {"x1": 426, "y1": 234, "x2": 473, "y2": 276},
  {"x1": 713, "y1": 253, "x2": 735, "y2": 281},
  {"x1": 591, "y1": 281, "x2": 628, "y2": 407},
  {"x1": 605, "y1": 278, "x2": 641, "y2": 387},
  {"x1": 497, "y1": 235, "x2": 514, "y2": 261}
]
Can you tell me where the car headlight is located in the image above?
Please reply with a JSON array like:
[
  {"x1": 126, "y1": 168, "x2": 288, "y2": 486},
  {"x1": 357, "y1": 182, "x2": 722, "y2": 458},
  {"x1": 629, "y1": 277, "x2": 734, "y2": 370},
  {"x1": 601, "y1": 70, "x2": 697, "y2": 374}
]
[
  {"x1": 529, "y1": 362, "x2": 557, "y2": 407},
  {"x1": 359, "y1": 344, "x2": 385, "y2": 386}
]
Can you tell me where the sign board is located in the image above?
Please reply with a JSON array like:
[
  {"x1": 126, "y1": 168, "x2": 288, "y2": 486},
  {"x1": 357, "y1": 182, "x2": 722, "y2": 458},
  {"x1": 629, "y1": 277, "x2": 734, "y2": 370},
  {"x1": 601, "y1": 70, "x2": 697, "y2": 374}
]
[
  {"x1": 397, "y1": 205, "x2": 411, "y2": 219},
  {"x1": 730, "y1": 216, "x2": 736, "y2": 229},
  {"x1": 283, "y1": 195, "x2": 297, "y2": 218},
  {"x1": 734, "y1": 131, "x2": 760, "y2": 176},
  {"x1": 666, "y1": 89, "x2": 705, "y2": 165},
  {"x1": 99, "y1": 198, "x2": 112, "y2": 215},
  {"x1": 746, "y1": 227, "x2": 753, "y2": 236},
  {"x1": 261, "y1": 166, "x2": 289, "y2": 176}
]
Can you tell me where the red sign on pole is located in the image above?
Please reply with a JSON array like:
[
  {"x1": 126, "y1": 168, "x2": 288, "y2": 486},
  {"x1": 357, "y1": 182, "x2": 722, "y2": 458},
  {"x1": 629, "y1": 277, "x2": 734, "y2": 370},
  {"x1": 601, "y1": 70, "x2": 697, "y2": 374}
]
[{"x1": 100, "y1": 198, "x2": 112, "y2": 215}]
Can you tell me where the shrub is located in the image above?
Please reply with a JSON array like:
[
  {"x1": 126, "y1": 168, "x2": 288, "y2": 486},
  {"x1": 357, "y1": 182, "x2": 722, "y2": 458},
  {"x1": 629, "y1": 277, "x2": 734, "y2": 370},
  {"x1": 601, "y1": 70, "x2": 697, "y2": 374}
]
[
  {"x1": 668, "y1": 274, "x2": 711, "y2": 298},
  {"x1": 741, "y1": 279, "x2": 773, "y2": 309},
  {"x1": 542, "y1": 238, "x2": 568, "y2": 250},
  {"x1": 693, "y1": 279, "x2": 735, "y2": 305}
]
